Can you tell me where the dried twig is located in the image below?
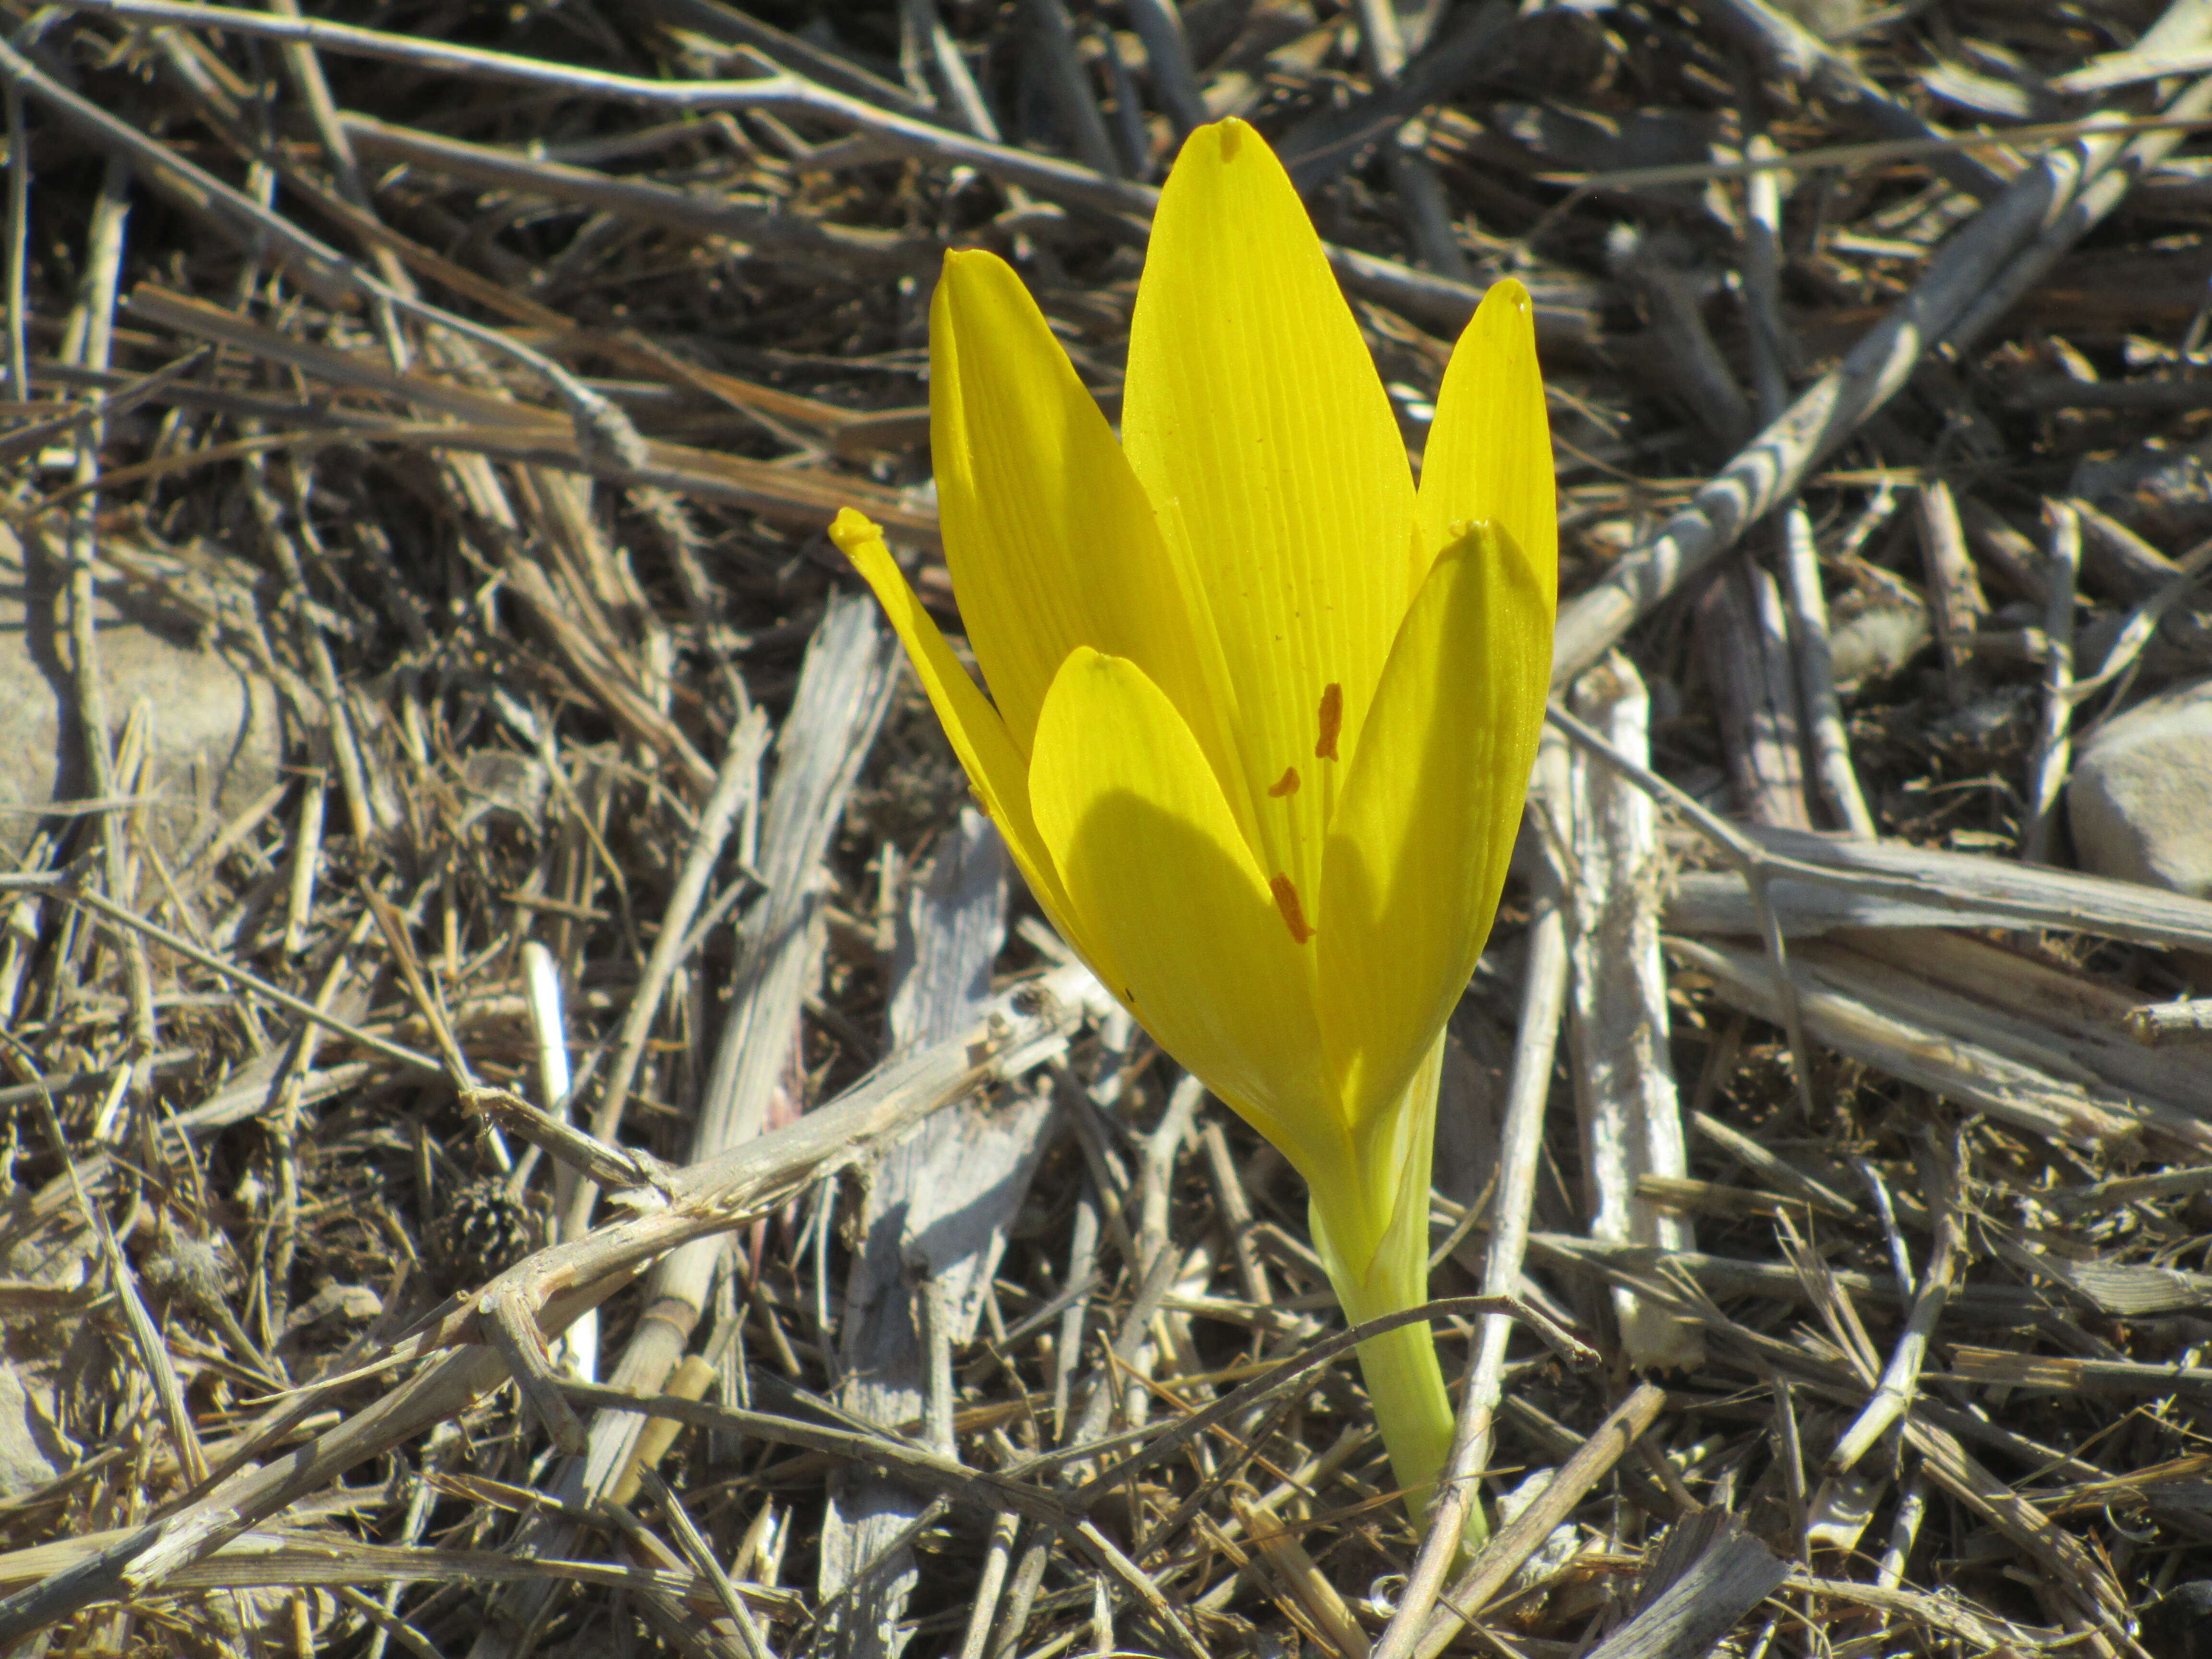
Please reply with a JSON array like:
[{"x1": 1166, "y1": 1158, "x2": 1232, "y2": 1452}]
[
  {"x1": 1411, "y1": 1384, "x2": 1668, "y2": 1659},
  {"x1": 1554, "y1": 8, "x2": 2212, "y2": 682},
  {"x1": 1562, "y1": 659, "x2": 1703, "y2": 1370}
]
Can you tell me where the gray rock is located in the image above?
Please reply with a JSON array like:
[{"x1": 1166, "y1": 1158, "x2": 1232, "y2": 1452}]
[
  {"x1": 460, "y1": 749, "x2": 549, "y2": 830},
  {"x1": 0, "y1": 523, "x2": 285, "y2": 864},
  {"x1": 2069, "y1": 676, "x2": 2212, "y2": 897},
  {"x1": 2142, "y1": 1581, "x2": 2212, "y2": 1659},
  {"x1": 0, "y1": 1363, "x2": 73, "y2": 1500}
]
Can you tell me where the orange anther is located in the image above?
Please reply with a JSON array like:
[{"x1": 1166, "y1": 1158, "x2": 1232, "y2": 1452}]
[
  {"x1": 1314, "y1": 684, "x2": 1343, "y2": 761},
  {"x1": 1269, "y1": 875, "x2": 1315, "y2": 944}
]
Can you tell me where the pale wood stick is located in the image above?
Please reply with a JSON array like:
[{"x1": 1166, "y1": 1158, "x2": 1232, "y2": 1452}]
[
  {"x1": 1916, "y1": 480, "x2": 1988, "y2": 704},
  {"x1": 1684, "y1": 0, "x2": 2009, "y2": 197},
  {"x1": 1739, "y1": 131, "x2": 1791, "y2": 419},
  {"x1": 2023, "y1": 503, "x2": 2081, "y2": 866},
  {"x1": 1012, "y1": 0, "x2": 1122, "y2": 179},
  {"x1": 57, "y1": 158, "x2": 161, "y2": 1076},
  {"x1": 2071, "y1": 497, "x2": 2180, "y2": 603},
  {"x1": 1410, "y1": 1383, "x2": 1669, "y2": 1659},
  {"x1": 1544, "y1": 700, "x2": 1819, "y2": 1120},
  {"x1": 1579, "y1": 1512, "x2": 1790, "y2": 1659},
  {"x1": 1564, "y1": 659, "x2": 1704, "y2": 1371},
  {"x1": 1123, "y1": 0, "x2": 1207, "y2": 134},
  {"x1": 2127, "y1": 999, "x2": 2212, "y2": 1043},
  {"x1": 1662, "y1": 819, "x2": 2212, "y2": 953},
  {"x1": 1778, "y1": 505, "x2": 1878, "y2": 836},
  {"x1": 1740, "y1": 117, "x2": 1876, "y2": 840},
  {"x1": 1668, "y1": 936, "x2": 2207, "y2": 1153},
  {"x1": 1827, "y1": 1132, "x2": 1965, "y2": 1473},
  {"x1": 820, "y1": 810, "x2": 1028, "y2": 1650},
  {"x1": 1698, "y1": 562, "x2": 1815, "y2": 828}
]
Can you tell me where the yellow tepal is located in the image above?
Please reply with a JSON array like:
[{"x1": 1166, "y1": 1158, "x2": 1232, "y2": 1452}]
[{"x1": 832, "y1": 116, "x2": 1555, "y2": 1523}]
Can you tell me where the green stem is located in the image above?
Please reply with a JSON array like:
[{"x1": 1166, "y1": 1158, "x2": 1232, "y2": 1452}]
[
  {"x1": 1350, "y1": 1309, "x2": 1455, "y2": 1517},
  {"x1": 1305, "y1": 1037, "x2": 1489, "y2": 1547}
]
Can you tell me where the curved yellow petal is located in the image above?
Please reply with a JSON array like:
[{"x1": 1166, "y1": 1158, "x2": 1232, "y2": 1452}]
[
  {"x1": 932, "y1": 253, "x2": 1228, "y2": 796},
  {"x1": 1416, "y1": 278, "x2": 1557, "y2": 613},
  {"x1": 1028, "y1": 646, "x2": 1337, "y2": 1175},
  {"x1": 831, "y1": 510, "x2": 1118, "y2": 991},
  {"x1": 1121, "y1": 119, "x2": 1414, "y2": 912},
  {"x1": 1316, "y1": 520, "x2": 1551, "y2": 1132}
]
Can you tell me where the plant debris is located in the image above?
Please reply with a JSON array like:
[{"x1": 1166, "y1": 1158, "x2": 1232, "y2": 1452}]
[{"x1": 6, "y1": 0, "x2": 2212, "y2": 1655}]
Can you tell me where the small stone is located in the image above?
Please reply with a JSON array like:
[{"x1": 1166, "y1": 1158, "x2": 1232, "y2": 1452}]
[
  {"x1": 2068, "y1": 676, "x2": 2212, "y2": 897},
  {"x1": 0, "y1": 525, "x2": 283, "y2": 863},
  {"x1": 0, "y1": 1364, "x2": 73, "y2": 1500},
  {"x1": 281, "y1": 1280, "x2": 384, "y2": 1338},
  {"x1": 460, "y1": 750, "x2": 548, "y2": 830},
  {"x1": 2142, "y1": 1581, "x2": 2212, "y2": 1659}
]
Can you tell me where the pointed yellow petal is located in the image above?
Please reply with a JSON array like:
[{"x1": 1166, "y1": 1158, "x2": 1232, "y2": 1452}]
[
  {"x1": 931, "y1": 252, "x2": 1224, "y2": 773},
  {"x1": 831, "y1": 509, "x2": 1118, "y2": 990},
  {"x1": 1417, "y1": 278, "x2": 1557, "y2": 614},
  {"x1": 1121, "y1": 119, "x2": 1414, "y2": 913},
  {"x1": 1028, "y1": 646, "x2": 1338, "y2": 1174},
  {"x1": 1317, "y1": 520, "x2": 1551, "y2": 1131}
]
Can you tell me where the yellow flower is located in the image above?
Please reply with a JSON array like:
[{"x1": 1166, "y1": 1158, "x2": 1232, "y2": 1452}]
[{"x1": 831, "y1": 117, "x2": 1553, "y2": 1521}]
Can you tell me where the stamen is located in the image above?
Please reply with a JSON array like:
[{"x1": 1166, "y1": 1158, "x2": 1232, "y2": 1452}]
[
  {"x1": 1314, "y1": 684, "x2": 1343, "y2": 761},
  {"x1": 1269, "y1": 875, "x2": 1314, "y2": 944},
  {"x1": 1268, "y1": 767, "x2": 1300, "y2": 798}
]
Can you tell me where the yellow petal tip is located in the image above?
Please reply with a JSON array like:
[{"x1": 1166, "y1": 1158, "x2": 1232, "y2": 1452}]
[
  {"x1": 1178, "y1": 116, "x2": 1266, "y2": 173},
  {"x1": 829, "y1": 508, "x2": 884, "y2": 561},
  {"x1": 938, "y1": 246, "x2": 1003, "y2": 288}
]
